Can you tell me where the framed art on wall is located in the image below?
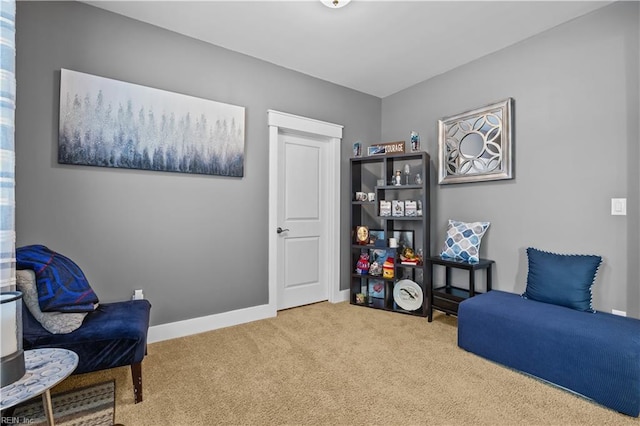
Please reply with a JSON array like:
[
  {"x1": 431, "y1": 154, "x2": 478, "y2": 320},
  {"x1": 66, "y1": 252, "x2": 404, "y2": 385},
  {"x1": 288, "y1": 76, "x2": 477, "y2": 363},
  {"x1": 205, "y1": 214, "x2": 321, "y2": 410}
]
[{"x1": 58, "y1": 69, "x2": 246, "y2": 177}]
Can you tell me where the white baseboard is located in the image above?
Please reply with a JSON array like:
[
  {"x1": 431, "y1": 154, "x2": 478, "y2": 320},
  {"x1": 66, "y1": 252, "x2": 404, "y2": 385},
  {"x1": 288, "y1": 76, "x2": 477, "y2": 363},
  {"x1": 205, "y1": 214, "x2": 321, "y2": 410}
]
[
  {"x1": 147, "y1": 303, "x2": 277, "y2": 344},
  {"x1": 147, "y1": 293, "x2": 350, "y2": 344},
  {"x1": 331, "y1": 289, "x2": 350, "y2": 303}
]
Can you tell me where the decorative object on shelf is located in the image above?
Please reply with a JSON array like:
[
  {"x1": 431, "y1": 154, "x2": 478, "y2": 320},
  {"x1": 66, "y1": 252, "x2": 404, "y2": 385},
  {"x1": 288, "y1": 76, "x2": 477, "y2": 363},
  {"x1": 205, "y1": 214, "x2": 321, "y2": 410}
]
[
  {"x1": 353, "y1": 141, "x2": 362, "y2": 158},
  {"x1": 368, "y1": 261, "x2": 382, "y2": 276},
  {"x1": 376, "y1": 179, "x2": 385, "y2": 187},
  {"x1": 415, "y1": 173, "x2": 422, "y2": 185},
  {"x1": 355, "y1": 226, "x2": 369, "y2": 245},
  {"x1": 368, "y1": 146, "x2": 385, "y2": 156},
  {"x1": 368, "y1": 229, "x2": 384, "y2": 246},
  {"x1": 368, "y1": 141, "x2": 405, "y2": 156},
  {"x1": 379, "y1": 200, "x2": 391, "y2": 217},
  {"x1": 388, "y1": 238, "x2": 398, "y2": 248},
  {"x1": 368, "y1": 279, "x2": 385, "y2": 298},
  {"x1": 410, "y1": 131, "x2": 420, "y2": 152},
  {"x1": 369, "y1": 249, "x2": 388, "y2": 266},
  {"x1": 405, "y1": 200, "x2": 417, "y2": 217},
  {"x1": 404, "y1": 164, "x2": 411, "y2": 185},
  {"x1": 392, "y1": 200, "x2": 404, "y2": 217},
  {"x1": 355, "y1": 293, "x2": 365, "y2": 304},
  {"x1": 355, "y1": 192, "x2": 367, "y2": 201},
  {"x1": 367, "y1": 193, "x2": 376, "y2": 202},
  {"x1": 394, "y1": 170, "x2": 402, "y2": 186},
  {"x1": 416, "y1": 200, "x2": 423, "y2": 217},
  {"x1": 59, "y1": 69, "x2": 246, "y2": 177},
  {"x1": 400, "y1": 247, "x2": 420, "y2": 265},
  {"x1": 321, "y1": 0, "x2": 352, "y2": 9},
  {"x1": 369, "y1": 248, "x2": 386, "y2": 276},
  {"x1": 438, "y1": 98, "x2": 513, "y2": 184},
  {"x1": 382, "y1": 257, "x2": 394, "y2": 279},
  {"x1": 355, "y1": 252, "x2": 370, "y2": 275},
  {"x1": 392, "y1": 230, "x2": 414, "y2": 253},
  {"x1": 440, "y1": 220, "x2": 490, "y2": 263},
  {"x1": 393, "y1": 279, "x2": 423, "y2": 311},
  {"x1": 1, "y1": 291, "x2": 25, "y2": 387}
]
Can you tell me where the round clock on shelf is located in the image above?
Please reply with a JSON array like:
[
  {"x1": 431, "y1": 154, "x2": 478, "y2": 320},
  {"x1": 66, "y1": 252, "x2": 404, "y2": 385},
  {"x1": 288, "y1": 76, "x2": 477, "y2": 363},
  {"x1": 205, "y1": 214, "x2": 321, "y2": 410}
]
[{"x1": 355, "y1": 226, "x2": 369, "y2": 245}]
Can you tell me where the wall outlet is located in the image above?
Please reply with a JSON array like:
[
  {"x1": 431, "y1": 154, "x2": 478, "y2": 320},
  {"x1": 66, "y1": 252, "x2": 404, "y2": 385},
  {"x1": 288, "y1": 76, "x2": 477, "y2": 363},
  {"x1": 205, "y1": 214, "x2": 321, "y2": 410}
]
[
  {"x1": 132, "y1": 289, "x2": 144, "y2": 300},
  {"x1": 612, "y1": 309, "x2": 626, "y2": 317}
]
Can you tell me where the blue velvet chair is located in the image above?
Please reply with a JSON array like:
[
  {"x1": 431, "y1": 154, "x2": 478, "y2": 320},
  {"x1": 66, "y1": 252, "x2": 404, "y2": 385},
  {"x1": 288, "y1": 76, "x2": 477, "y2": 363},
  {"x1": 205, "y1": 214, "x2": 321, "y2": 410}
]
[{"x1": 21, "y1": 299, "x2": 151, "y2": 403}]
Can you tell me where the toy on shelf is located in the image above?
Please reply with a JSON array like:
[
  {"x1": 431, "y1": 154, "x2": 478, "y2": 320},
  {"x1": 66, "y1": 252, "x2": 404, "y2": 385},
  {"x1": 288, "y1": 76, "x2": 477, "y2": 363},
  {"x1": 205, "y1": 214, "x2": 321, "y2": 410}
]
[
  {"x1": 355, "y1": 252, "x2": 370, "y2": 275},
  {"x1": 383, "y1": 257, "x2": 394, "y2": 279},
  {"x1": 400, "y1": 247, "x2": 421, "y2": 265}
]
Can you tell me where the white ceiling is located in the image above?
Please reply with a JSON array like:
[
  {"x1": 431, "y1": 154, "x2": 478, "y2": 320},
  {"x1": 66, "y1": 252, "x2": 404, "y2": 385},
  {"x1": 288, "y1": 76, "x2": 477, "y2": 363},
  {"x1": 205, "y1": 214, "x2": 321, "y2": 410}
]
[{"x1": 84, "y1": 0, "x2": 612, "y2": 98}]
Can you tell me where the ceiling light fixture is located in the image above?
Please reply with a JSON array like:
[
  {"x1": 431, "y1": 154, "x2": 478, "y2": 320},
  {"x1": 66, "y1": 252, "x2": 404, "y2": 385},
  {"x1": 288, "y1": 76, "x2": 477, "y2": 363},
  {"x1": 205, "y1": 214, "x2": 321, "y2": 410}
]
[{"x1": 321, "y1": 0, "x2": 351, "y2": 9}]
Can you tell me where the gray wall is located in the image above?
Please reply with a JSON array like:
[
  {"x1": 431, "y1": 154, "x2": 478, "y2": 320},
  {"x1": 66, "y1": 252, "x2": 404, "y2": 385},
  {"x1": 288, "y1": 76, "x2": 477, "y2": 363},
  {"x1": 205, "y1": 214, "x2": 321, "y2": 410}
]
[
  {"x1": 15, "y1": 1, "x2": 381, "y2": 326},
  {"x1": 15, "y1": 1, "x2": 639, "y2": 326},
  {"x1": 381, "y1": 2, "x2": 640, "y2": 316}
]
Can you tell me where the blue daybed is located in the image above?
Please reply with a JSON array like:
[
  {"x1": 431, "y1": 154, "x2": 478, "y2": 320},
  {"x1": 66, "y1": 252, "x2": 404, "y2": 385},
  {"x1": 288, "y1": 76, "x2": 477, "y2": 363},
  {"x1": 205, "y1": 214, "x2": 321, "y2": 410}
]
[{"x1": 458, "y1": 290, "x2": 640, "y2": 417}]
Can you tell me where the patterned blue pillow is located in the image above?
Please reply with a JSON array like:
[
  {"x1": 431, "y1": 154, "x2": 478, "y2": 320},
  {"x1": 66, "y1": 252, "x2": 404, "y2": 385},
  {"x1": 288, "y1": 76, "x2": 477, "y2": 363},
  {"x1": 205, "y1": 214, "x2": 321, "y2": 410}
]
[
  {"x1": 523, "y1": 247, "x2": 602, "y2": 312},
  {"x1": 440, "y1": 220, "x2": 490, "y2": 263}
]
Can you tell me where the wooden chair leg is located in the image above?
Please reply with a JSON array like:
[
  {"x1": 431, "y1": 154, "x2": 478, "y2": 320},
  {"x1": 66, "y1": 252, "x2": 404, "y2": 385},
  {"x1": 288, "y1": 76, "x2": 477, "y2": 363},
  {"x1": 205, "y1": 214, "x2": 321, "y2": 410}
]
[{"x1": 131, "y1": 362, "x2": 143, "y2": 403}]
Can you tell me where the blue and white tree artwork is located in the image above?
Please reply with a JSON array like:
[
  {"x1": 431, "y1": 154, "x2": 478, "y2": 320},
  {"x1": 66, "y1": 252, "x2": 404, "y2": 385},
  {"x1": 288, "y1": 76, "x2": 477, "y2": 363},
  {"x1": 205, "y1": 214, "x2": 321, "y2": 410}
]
[{"x1": 58, "y1": 69, "x2": 245, "y2": 177}]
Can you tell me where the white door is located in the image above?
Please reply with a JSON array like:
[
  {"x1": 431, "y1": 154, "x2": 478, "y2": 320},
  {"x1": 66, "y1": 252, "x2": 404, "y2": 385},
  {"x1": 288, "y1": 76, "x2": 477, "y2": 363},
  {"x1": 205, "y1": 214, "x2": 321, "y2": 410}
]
[
  {"x1": 267, "y1": 110, "x2": 344, "y2": 314},
  {"x1": 276, "y1": 133, "x2": 328, "y2": 309}
]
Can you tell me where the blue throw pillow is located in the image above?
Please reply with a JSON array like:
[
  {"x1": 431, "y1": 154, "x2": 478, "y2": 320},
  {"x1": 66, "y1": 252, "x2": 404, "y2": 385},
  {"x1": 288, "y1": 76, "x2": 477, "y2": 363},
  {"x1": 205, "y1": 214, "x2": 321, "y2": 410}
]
[
  {"x1": 523, "y1": 247, "x2": 601, "y2": 312},
  {"x1": 440, "y1": 220, "x2": 490, "y2": 263}
]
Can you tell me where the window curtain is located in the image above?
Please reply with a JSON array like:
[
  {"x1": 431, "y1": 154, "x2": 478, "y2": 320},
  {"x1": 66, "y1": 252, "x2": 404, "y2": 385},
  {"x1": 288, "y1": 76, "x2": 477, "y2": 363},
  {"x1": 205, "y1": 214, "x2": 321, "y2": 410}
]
[{"x1": 0, "y1": 0, "x2": 16, "y2": 291}]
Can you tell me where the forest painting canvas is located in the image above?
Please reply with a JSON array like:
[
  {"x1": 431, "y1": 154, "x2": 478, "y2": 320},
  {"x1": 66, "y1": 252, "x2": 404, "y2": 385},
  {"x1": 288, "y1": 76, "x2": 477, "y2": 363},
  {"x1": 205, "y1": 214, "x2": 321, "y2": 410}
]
[{"x1": 59, "y1": 69, "x2": 245, "y2": 177}]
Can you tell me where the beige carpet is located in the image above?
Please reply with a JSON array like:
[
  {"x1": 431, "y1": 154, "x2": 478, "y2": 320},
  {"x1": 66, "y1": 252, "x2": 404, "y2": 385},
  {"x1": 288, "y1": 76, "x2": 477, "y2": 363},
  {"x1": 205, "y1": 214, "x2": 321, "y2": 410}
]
[{"x1": 54, "y1": 302, "x2": 639, "y2": 425}]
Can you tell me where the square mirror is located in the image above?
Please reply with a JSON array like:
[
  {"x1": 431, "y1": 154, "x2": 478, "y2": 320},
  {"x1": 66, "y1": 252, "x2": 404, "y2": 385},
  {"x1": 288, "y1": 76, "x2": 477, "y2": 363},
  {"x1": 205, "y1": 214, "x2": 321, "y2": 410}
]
[{"x1": 438, "y1": 98, "x2": 514, "y2": 184}]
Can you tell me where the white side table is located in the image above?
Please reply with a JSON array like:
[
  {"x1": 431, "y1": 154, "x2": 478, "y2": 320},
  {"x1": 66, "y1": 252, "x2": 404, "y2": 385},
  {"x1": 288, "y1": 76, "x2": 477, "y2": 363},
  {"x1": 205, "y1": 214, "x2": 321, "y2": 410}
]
[{"x1": 1, "y1": 348, "x2": 78, "y2": 426}]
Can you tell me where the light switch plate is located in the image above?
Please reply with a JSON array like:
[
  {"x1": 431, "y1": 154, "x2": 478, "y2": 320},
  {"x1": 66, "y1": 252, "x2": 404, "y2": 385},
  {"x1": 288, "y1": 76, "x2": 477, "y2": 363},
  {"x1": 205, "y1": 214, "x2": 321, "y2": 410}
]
[{"x1": 611, "y1": 198, "x2": 627, "y2": 216}]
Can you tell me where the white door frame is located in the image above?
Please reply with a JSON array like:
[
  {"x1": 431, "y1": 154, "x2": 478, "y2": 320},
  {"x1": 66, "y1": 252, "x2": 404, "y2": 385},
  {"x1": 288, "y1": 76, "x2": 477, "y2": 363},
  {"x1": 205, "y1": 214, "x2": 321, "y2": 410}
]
[{"x1": 267, "y1": 110, "x2": 345, "y2": 313}]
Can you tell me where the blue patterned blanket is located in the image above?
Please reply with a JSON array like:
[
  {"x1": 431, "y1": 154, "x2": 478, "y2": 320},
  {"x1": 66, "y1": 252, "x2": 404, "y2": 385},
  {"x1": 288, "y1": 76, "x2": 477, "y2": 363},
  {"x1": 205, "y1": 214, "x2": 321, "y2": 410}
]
[{"x1": 16, "y1": 245, "x2": 99, "y2": 312}]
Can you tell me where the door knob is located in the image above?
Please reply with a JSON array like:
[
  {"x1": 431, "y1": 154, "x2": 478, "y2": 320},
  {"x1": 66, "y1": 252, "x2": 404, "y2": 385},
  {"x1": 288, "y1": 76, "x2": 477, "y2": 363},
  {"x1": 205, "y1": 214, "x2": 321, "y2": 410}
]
[{"x1": 277, "y1": 227, "x2": 290, "y2": 234}]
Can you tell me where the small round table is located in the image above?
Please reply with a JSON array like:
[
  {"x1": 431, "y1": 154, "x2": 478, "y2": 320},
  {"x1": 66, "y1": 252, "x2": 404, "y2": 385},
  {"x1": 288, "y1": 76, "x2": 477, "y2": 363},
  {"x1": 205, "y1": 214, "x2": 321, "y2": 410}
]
[{"x1": 1, "y1": 348, "x2": 78, "y2": 426}]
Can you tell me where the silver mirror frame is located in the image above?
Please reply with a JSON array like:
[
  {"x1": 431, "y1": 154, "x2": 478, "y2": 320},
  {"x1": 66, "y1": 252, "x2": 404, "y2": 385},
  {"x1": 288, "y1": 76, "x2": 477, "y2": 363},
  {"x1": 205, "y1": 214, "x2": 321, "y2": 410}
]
[{"x1": 438, "y1": 98, "x2": 514, "y2": 185}]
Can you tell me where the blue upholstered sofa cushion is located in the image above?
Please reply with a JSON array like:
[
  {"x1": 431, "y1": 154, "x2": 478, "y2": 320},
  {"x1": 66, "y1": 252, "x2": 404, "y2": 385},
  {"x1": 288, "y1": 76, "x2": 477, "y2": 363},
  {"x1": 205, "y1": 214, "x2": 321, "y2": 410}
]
[
  {"x1": 523, "y1": 247, "x2": 601, "y2": 312},
  {"x1": 459, "y1": 290, "x2": 640, "y2": 417},
  {"x1": 22, "y1": 299, "x2": 151, "y2": 374}
]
